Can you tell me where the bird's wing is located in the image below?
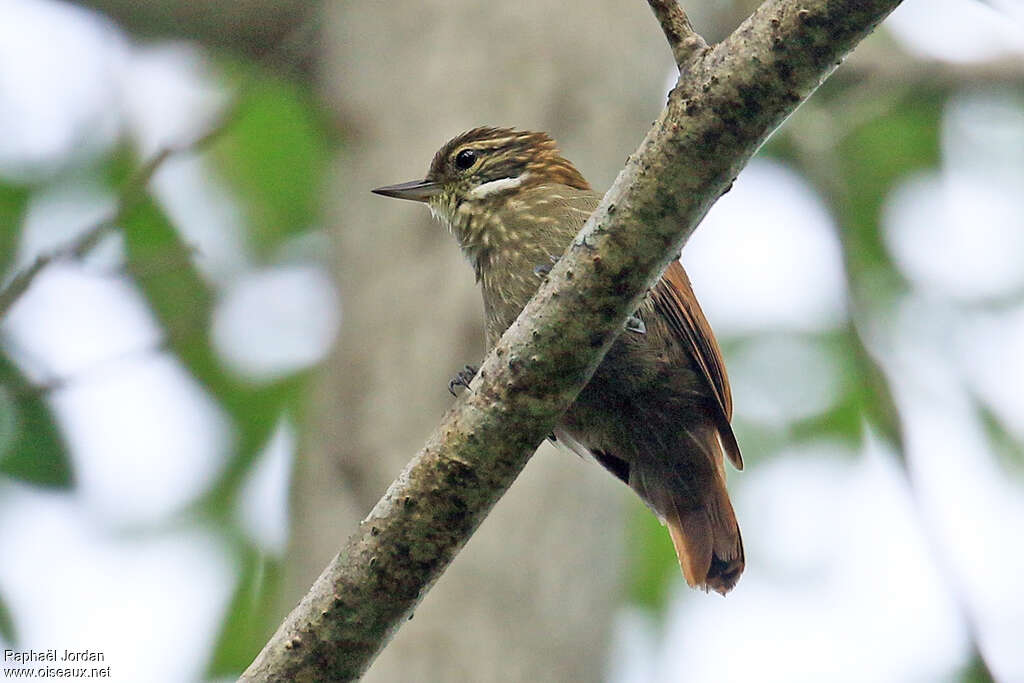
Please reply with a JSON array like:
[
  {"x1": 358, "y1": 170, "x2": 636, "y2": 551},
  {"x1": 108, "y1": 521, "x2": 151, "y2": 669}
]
[{"x1": 651, "y1": 260, "x2": 743, "y2": 470}]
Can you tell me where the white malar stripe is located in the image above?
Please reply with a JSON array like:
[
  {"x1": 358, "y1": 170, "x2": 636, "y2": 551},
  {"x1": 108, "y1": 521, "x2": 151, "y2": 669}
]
[
  {"x1": 427, "y1": 203, "x2": 455, "y2": 233},
  {"x1": 469, "y1": 176, "x2": 524, "y2": 199}
]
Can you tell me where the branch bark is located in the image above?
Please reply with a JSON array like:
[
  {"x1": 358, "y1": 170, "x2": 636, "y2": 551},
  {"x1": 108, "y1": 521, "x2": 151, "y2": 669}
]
[
  {"x1": 240, "y1": 0, "x2": 904, "y2": 680},
  {"x1": 647, "y1": 0, "x2": 707, "y2": 67}
]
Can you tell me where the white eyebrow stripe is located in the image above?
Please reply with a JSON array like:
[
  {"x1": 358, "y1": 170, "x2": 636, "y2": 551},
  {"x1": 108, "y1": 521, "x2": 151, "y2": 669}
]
[
  {"x1": 474, "y1": 136, "x2": 517, "y2": 148},
  {"x1": 469, "y1": 176, "x2": 524, "y2": 199}
]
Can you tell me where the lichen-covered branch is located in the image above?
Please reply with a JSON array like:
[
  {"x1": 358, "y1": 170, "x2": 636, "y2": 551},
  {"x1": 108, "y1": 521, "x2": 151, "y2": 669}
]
[
  {"x1": 647, "y1": 0, "x2": 707, "y2": 67},
  {"x1": 239, "y1": 0, "x2": 904, "y2": 680}
]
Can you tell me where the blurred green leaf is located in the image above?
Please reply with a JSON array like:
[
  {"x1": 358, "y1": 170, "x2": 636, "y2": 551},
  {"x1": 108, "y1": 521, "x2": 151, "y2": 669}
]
[
  {"x1": 770, "y1": 90, "x2": 945, "y2": 307},
  {"x1": 0, "y1": 351, "x2": 73, "y2": 488},
  {"x1": 211, "y1": 67, "x2": 331, "y2": 254},
  {"x1": 720, "y1": 331, "x2": 863, "y2": 453},
  {"x1": 789, "y1": 391, "x2": 864, "y2": 447},
  {"x1": 958, "y1": 650, "x2": 996, "y2": 683},
  {"x1": 784, "y1": 325, "x2": 904, "y2": 454},
  {"x1": 974, "y1": 398, "x2": 1024, "y2": 479},
  {"x1": 0, "y1": 589, "x2": 17, "y2": 644},
  {"x1": 626, "y1": 497, "x2": 679, "y2": 614},
  {"x1": 207, "y1": 546, "x2": 282, "y2": 678},
  {"x1": 836, "y1": 92, "x2": 944, "y2": 283},
  {"x1": 119, "y1": 190, "x2": 309, "y2": 516},
  {"x1": 0, "y1": 184, "x2": 31, "y2": 275},
  {"x1": 99, "y1": 145, "x2": 138, "y2": 191},
  {"x1": 121, "y1": 197, "x2": 212, "y2": 365},
  {"x1": 769, "y1": 92, "x2": 942, "y2": 454},
  {"x1": 846, "y1": 324, "x2": 905, "y2": 454}
]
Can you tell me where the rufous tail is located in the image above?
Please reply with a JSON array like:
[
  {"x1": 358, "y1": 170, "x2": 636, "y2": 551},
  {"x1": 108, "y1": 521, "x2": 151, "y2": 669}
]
[{"x1": 665, "y1": 471, "x2": 744, "y2": 595}]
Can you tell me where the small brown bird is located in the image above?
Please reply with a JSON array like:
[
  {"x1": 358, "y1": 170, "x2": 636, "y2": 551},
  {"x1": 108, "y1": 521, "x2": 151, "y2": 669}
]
[{"x1": 373, "y1": 127, "x2": 744, "y2": 594}]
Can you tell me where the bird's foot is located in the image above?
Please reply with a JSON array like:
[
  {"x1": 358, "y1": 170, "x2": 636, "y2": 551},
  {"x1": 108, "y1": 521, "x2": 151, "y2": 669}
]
[
  {"x1": 533, "y1": 254, "x2": 560, "y2": 278},
  {"x1": 625, "y1": 313, "x2": 646, "y2": 334},
  {"x1": 574, "y1": 234, "x2": 598, "y2": 252},
  {"x1": 448, "y1": 364, "x2": 479, "y2": 395}
]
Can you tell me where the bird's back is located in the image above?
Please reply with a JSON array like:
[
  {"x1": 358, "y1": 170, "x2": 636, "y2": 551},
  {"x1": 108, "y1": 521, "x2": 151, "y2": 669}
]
[
  {"x1": 475, "y1": 183, "x2": 745, "y2": 594},
  {"x1": 557, "y1": 262, "x2": 744, "y2": 594}
]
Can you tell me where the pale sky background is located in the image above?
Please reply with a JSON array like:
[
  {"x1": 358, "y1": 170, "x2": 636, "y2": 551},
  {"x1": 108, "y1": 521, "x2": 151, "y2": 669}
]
[{"x1": 1, "y1": 0, "x2": 1023, "y2": 681}]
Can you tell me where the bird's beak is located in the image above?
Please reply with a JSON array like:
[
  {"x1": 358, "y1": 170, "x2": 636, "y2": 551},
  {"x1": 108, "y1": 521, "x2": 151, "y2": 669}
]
[{"x1": 371, "y1": 179, "x2": 442, "y2": 202}]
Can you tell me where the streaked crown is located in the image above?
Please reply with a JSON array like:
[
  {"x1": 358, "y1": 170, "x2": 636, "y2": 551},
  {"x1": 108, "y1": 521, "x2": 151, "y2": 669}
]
[{"x1": 426, "y1": 127, "x2": 589, "y2": 194}]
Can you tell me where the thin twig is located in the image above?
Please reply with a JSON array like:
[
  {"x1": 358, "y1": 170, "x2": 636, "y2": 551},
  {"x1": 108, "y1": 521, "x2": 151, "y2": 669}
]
[
  {"x1": 647, "y1": 0, "x2": 707, "y2": 68},
  {"x1": 0, "y1": 218, "x2": 120, "y2": 320}
]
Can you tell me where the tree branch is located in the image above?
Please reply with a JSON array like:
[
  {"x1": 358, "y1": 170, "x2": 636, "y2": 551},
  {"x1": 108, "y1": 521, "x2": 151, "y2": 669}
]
[
  {"x1": 240, "y1": 0, "x2": 904, "y2": 679},
  {"x1": 647, "y1": 0, "x2": 707, "y2": 67},
  {"x1": 67, "y1": 0, "x2": 318, "y2": 77},
  {"x1": 840, "y1": 49, "x2": 1024, "y2": 87}
]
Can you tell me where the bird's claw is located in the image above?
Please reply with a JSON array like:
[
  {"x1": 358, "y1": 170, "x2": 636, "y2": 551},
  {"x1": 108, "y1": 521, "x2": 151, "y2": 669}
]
[
  {"x1": 448, "y1": 364, "x2": 479, "y2": 395},
  {"x1": 574, "y1": 234, "x2": 597, "y2": 252},
  {"x1": 626, "y1": 313, "x2": 646, "y2": 335},
  {"x1": 533, "y1": 254, "x2": 560, "y2": 278}
]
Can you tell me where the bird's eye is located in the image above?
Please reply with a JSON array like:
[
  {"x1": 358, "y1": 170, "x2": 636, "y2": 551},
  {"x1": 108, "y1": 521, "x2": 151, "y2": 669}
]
[{"x1": 454, "y1": 149, "x2": 477, "y2": 170}]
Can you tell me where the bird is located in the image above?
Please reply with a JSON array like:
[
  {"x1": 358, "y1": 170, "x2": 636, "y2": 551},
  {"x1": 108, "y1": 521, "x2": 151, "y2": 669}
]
[{"x1": 372, "y1": 127, "x2": 743, "y2": 594}]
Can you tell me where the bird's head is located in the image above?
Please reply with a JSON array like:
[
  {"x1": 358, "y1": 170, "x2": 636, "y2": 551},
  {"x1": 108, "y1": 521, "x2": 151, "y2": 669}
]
[{"x1": 372, "y1": 127, "x2": 589, "y2": 229}]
